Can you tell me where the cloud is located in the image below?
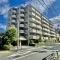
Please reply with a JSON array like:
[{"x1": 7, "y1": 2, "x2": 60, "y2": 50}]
[
  {"x1": 0, "y1": 23, "x2": 6, "y2": 30},
  {"x1": 49, "y1": 15, "x2": 60, "y2": 28},
  {"x1": 0, "y1": 0, "x2": 8, "y2": 3},
  {"x1": 0, "y1": 0, "x2": 10, "y2": 18},
  {"x1": 26, "y1": 0, "x2": 56, "y2": 13}
]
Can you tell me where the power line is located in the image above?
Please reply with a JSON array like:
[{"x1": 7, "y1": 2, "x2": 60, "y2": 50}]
[
  {"x1": 37, "y1": 0, "x2": 54, "y2": 17},
  {"x1": 48, "y1": 0, "x2": 60, "y2": 27},
  {"x1": 49, "y1": 0, "x2": 58, "y2": 16},
  {"x1": 42, "y1": 0, "x2": 55, "y2": 17}
]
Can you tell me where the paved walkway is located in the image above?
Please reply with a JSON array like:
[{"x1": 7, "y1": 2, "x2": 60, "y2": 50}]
[
  {"x1": 10, "y1": 46, "x2": 37, "y2": 52},
  {"x1": 0, "y1": 45, "x2": 46, "y2": 54},
  {"x1": 0, "y1": 46, "x2": 35, "y2": 54}
]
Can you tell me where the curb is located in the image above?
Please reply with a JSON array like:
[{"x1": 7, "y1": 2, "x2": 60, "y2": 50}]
[{"x1": 0, "y1": 51, "x2": 10, "y2": 54}]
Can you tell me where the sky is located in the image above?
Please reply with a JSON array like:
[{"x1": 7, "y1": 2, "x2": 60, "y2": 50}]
[{"x1": 0, "y1": 0, "x2": 60, "y2": 32}]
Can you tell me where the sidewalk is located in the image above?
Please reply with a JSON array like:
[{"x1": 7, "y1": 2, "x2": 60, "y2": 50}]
[
  {"x1": 0, "y1": 46, "x2": 33, "y2": 54},
  {"x1": 10, "y1": 46, "x2": 36, "y2": 52},
  {"x1": 0, "y1": 45, "x2": 46, "y2": 54}
]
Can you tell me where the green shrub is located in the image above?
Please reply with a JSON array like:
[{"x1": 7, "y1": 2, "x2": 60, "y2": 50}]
[{"x1": 4, "y1": 44, "x2": 13, "y2": 50}]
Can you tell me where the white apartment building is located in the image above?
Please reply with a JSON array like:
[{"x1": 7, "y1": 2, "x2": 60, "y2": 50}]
[{"x1": 8, "y1": 4, "x2": 57, "y2": 45}]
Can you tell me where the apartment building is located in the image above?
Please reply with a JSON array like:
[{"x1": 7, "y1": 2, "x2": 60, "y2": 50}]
[
  {"x1": 25, "y1": 5, "x2": 42, "y2": 45},
  {"x1": 49, "y1": 21, "x2": 56, "y2": 40},
  {"x1": 8, "y1": 4, "x2": 57, "y2": 45}
]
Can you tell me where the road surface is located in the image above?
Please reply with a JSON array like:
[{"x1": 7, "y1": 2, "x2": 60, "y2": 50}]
[{"x1": 0, "y1": 43, "x2": 60, "y2": 60}]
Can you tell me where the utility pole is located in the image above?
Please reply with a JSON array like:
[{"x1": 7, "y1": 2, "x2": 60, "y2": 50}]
[
  {"x1": 17, "y1": 9, "x2": 19, "y2": 51},
  {"x1": 17, "y1": 8, "x2": 22, "y2": 51}
]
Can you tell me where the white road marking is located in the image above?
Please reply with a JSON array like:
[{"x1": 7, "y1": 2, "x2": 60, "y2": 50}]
[
  {"x1": 7, "y1": 51, "x2": 31, "y2": 57},
  {"x1": 7, "y1": 47, "x2": 38, "y2": 57},
  {"x1": 7, "y1": 46, "x2": 45, "y2": 58},
  {"x1": 12, "y1": 52, "x2": 37, "y2": 60}
]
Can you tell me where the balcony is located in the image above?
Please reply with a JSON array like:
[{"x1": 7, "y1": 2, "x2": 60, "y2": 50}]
[
  {"x1": 30, "y1": 35, "x2": 37, "y2": 39},
  {"x1": 37, "y1": 25, "x2": 42, "y2": 29},
  {"x1": 37, "y1": 30, "x2": 41, "y2": 34},
  {"x1": 36, "y1": 11, "x2": 41, "y2": 16},
  {"x1": 32, "y1": 18, "x2": 35, "y2": 21},
  {"x1": 30, "y1": 29, "x2": 36, "y2": 33},
  {"x1": 12, "y1": 10, "x2": 16, "y2": 13},
  {"x1": 20, "y1": 30, "x2": 24, "y2": 33},
  {"x1": 50, "y1": 34, "x2": 55, "y2": 37},
  {"x1": 47, "y1": 33, "x2": 50, "y2": 36},
  {"x1": 11, "y1": 20, "x2": 16, "y2": 23},
  {"x1": 36, "y1": 15, "x2": 41, "y2": 20},
  {"x1": 32, "y1": 12, "x2": 35, "y2": 16},
  {"x1": 30, "y1": 23, "x2": 36, "y2": 28},
  {"x1": 20, "y1": 19, "x2": 24, "y2": 22},
  {"x1": 20, "y1": 14, "x2": 24, "y2": 17},
  {"x1": 20, "y1": 9, "x2": 24, "y2": 12},
  {"x1": 42, "y1": 32, "x2": 48, "y2": 35},
  {"x1": 20, "y1": 24, "x2": 24, "y2": 27},
  {"x1": 50, "y1": 31, "x2": 55, "y2": 34},
  {"x1": 50, "y1": 28, "x2": 55, "y2": 32},
  {"x1": 42, "y1": 24, "x2": 49, "y2": 28},
  {"x1": 32, "y1": 7, "x2": 35, "y2": 12},
  {"x1": 42, "y1": 20, "x2": 49, "y2": 25},
  {"x1": 30, "y1": 18, "x2": 35, "y2": 23},
  {"x1": 12, "y1": 15, "x2": 16, "y2": 18},
  {"x1": 42, "y1": 16, "x2": 46, "y2": 20},
  {"x1": 48, "y1": 30, "x2": 50, "y2": 32},
  {"x1": 30, "y1": 35, "x2": 40, "y2": 39},
  {"x1": 43, "y1": 28, "x2": 48, "y2": 31},
  {"x1": 36, "y1": 20, "x2": 41, "y2": 24}
]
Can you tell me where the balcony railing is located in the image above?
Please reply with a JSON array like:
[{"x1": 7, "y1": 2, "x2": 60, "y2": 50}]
[
  {"x1": 32, "y1": 12, "x2": 35, "y2": 16},
  {"x1": 12, "y1": 10, "x2": 16, "y2": 13},
  {"x1": 36, "y1": 11, "x2": 41, "y2": 16},
  {"x1": 11, "y1": 20, "x2": 16, "y2": 23},
  {"x1": 36, "y1": 20, "x2": 41, "y2": 24},
  {"x1": 12, "y1": 15, "x2": 16, "y2": 18},
  {"x1": 20, "y1": 19, "x2": 24, "y2": 22},
  {"x1": 30, "y1": 29, "x2": 36, "y2": 33},
  {"x1": 20, "y1": 14, "x2": 24, "y2": 16},
  {"x1": 42, "y1": 24, "x2": 49, "y2": 28},
  {"x1": 36, "y1": 15, "x2": 41, "y2": 20},
  {"x1": 42, "y1": 32, "x2": 49, "y2": 35},
  {"x1": 42, "y1": 20, "x2": 49, "y2": 25},
  {"x1": 30, "y1": 23, "x2": 36, "y2": 28},
  {"x1": 32, "y1": 7, "x2": 35, "y2": 12},
  {"x1": 30, "y1": 35, "x2": 37, "y2": 39},
  {"x1": 37, "y1": 25, "x2": 42, "y2": 29},
  {"x1": 37, "y1": 30, "x2": 42, "y2": 34},
  {"x1": 20, "y1": 9, "x2": 24, "y2": 12},
  {"x1": 20, "y1": 30, "x2": 24, "y2": 33},
  {"x1": 20, "y1": 24, "x2": 24, "y2": 27}
]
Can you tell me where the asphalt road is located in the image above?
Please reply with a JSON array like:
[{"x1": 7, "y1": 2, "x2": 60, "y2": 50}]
[{"x1": 0, "y1": 43, "x2": 60, "y2": 60}]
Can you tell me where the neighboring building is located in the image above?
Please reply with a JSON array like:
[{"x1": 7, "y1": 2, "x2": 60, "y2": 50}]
[{"x1": 7, "y1": 4, "x2": 58, "y2": 45}]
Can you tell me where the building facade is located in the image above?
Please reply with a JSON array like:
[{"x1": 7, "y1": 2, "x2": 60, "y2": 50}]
[{"x1": 8, "y1": 4, "x2": 57, "y2": 45}]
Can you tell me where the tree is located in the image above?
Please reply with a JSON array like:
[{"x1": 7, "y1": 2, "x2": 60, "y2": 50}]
[
  {"x1": 4, "y1": 26, "x2": 17, "y2": 45},
  {"x1": 0, "y1": 32, "x2": 4, "y2": 36}
]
